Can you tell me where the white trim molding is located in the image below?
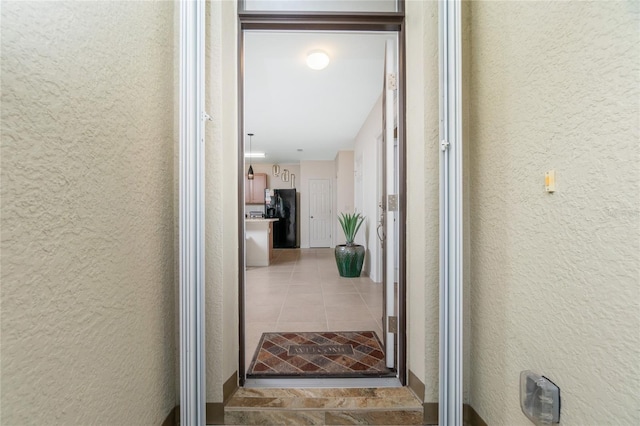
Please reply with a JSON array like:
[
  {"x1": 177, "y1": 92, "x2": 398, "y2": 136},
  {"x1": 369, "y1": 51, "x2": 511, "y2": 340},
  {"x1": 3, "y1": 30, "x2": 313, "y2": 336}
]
[
  {"x1": 179, "y1": 0, "x2": 206, "y2": 424},
  {"x1": 439, "y1": 1, "x2": 463, "y2": 425}
]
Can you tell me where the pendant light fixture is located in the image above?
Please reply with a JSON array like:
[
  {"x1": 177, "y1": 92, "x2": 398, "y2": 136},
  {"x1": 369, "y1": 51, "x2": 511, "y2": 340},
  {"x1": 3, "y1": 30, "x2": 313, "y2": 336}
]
[
  {"x1": 272, "y1": 164, "x2": 280, "y2": 177},
  {"x1": 247, "y1": 133, "x2": 254, "y2": 180}
]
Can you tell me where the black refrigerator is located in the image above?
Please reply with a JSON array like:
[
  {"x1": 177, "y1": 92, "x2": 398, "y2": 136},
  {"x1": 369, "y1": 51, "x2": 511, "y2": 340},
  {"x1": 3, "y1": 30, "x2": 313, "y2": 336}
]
[{"x1": 265, "y1": 188, "x2": 297, "y2": 248}]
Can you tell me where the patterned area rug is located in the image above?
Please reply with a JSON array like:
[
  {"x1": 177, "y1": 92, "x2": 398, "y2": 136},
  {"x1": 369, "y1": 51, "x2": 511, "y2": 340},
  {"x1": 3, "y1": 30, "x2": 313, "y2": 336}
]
[{"x1": 247, "y1": 331, "x2": 391, "y2": 378}]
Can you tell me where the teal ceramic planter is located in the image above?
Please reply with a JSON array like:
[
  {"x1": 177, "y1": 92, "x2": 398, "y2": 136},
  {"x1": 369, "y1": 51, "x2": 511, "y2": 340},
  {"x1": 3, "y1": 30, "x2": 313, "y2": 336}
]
[{"x1": 334, "y1": 245, "x2": 365, "y2": 278}]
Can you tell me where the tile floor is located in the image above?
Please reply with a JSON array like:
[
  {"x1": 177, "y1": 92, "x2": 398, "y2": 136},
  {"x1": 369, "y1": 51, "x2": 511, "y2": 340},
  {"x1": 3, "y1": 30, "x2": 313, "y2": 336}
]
[{"x1": 245, "y1": 248, "x2": 384, "y2": 372}]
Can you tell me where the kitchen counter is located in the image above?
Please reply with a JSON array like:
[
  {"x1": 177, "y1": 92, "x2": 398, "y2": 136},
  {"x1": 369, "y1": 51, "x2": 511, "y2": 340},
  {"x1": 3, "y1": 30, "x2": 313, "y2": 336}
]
[{"x1": 245, "y1": 218, "x2": 278, "y2": 266}]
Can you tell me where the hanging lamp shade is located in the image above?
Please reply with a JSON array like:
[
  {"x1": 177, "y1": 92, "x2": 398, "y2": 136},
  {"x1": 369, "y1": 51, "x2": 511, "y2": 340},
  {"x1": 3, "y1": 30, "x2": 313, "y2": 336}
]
[{"x1": 247, "y1": 133, "x2": 254, "y2": 180}]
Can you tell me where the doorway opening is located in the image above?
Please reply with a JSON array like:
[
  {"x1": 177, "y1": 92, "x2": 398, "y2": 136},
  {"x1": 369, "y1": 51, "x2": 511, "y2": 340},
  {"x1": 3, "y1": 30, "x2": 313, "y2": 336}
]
[{"x1": 238, "y1": 23, "x2": 406, "y2": 388}]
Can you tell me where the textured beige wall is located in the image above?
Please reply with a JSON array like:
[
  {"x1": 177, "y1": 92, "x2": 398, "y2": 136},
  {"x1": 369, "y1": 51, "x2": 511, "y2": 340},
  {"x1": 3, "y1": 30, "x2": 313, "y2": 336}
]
[
  {"x1": 205, "y1": 0, "x2": 239, "y2": 402},
  {"x1": 1, "y1": 2, "x2": 176, "y2": 424},
  {"x1": 335, "y1": 151, "x2": 355, "y2": 224},
  {"x1": 469, "y1": 1, "x2": 639, "y2": 424},
  {"x1": 405, "y1": 0, "x2": 440, "y2": 402}
]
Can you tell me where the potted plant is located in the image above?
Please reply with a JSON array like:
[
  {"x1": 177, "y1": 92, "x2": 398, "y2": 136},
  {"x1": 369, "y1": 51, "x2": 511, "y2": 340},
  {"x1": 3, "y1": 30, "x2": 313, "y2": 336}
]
[{"x1": 335, "y1": 212, "x2": 366, "y2": 277}]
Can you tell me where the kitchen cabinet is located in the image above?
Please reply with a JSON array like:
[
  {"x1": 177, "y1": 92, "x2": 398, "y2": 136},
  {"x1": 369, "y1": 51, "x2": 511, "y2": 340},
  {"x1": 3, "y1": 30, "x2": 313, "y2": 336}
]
[
  {"x1": 245, "y1": 173, "x2": 267, "y2": 204},
  {"x1": 246, "y1": 218, "x2": 278, "y2": 267}
]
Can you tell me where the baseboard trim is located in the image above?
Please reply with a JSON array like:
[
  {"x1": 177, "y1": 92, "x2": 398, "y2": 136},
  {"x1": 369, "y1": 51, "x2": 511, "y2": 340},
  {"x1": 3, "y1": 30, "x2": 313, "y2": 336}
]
[
  {"x1": 206, "y1": 402, "x2": 223, "y2": 425},
  {"x1": 223, "y1": 370, "x2": 239, "y2": 402},
  {"x1": 408, "y1": 369, "x2": 425, "y2": 402},
  {"x1": 163, "y1": 370, "x2": 239, "y2": 425},
  {"x1": 162, "y1": 406, "x2": 177, "y2": 426},
  {"x1": 423, "y1": 402, "x2": 487, "y2": 426},
  {"x1": 465, "y1": 403, "x2": 488, "y2": 426},
  {"x1": 406, "y1": 372, "x2": 487, "y2": 426},
  {"x1": 208, "y1": 370, "x2": 239, "y2": 424},
  {"x1": 422, "y1": 402, "x2": 436, "y2": 425}
]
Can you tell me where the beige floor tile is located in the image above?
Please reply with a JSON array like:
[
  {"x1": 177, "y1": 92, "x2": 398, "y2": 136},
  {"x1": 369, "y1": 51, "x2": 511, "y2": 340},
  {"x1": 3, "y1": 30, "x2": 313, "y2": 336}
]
[
  {"x1": 294, "y1": 259, "x2": 319, "y2": 267},
  {"x1": 246, "y1": 277, "x2": 292, "y2": 288},
  {"x1": 322, "y1": 293, "x2": 368, "y2": 308},
  {"x1": 287, "y1": 284, "x2": 323, "y2": 295},
  {"x1": 246, "y1": 295, "x2": 287, "y2": 309},
  {"x1": 321, "y1": 281, "x2": 358, "y2": 294},
  {"x1": 274, "y1": 321, "x2": 328, "y2": 332},
  {"x1": 245, "y1": 280, "x2": 290, "y2": 291},
  {"x1": 278, "y1": 304, "x2": 327, "y2": 323},
  {"x1": 317, "y1": 268, "x2": 340, "y2": 279},
  {"x1": 243, "y1": 248, "x2": 394, "y2": 374},
  {"x1": 245, "y1": 286, "x2": 289, "y2": 301},
  {"x1": 245, "y1": 303, "x2": 283, "y2": 322},
  {"x1": 247, "y1": 268, "x2": 292, "y2": 277},
  {"x1": 263, "y1": 267, "x2": 295, "y2": 275},
  {"x1": 359, "y1": 290, "x2": 383, "y2": 302},
  {"x1": 245, "y1": 322, "x2": 276, "y2": 344},
  {"x1": 283, "y1": 293, "x2": 325, "y2": 308},
  {"x1": 290, "y1": 272, "x2": 322, "y2": 284},
  {"x1": 325, "y1": 305, "x2": 374, "y2": 322}
]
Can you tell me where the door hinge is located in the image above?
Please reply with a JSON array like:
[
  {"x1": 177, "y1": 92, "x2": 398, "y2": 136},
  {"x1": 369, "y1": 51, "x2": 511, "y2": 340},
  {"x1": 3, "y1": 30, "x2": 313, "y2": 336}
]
[
  {"x1": 388, "y1": 316, "x2": 398, "y2": 334},
  {"x1": 387, "y1": 194, "x2": 398, "y2": 211},
  {"x1": 440, "y1": 139, "x2": 450, "y2": 152},
  {"x1": 387, "y1": 73, "x2": 397, "y2": 91}
]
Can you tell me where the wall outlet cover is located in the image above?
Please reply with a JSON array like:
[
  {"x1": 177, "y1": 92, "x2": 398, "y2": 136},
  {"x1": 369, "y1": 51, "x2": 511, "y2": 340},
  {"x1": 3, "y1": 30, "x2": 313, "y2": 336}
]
[{"x1": 520, "y1": 370, "x2": 561, "y2": 425}]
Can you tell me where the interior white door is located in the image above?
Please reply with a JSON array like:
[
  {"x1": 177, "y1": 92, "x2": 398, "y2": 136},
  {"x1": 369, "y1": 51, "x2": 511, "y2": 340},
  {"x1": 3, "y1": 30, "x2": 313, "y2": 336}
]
[
  {"x1": 382, "y1": 38, "x2": 398, "y2": 369},
  {"x1": 309, "y1": 178, "x2": 332, "y2": 247}
]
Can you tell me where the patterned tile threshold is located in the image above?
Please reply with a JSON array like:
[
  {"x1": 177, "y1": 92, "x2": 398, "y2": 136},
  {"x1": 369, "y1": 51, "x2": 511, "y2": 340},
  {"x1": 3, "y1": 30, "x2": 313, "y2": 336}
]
[
  {"x1": 224, "y1": 387, "x2": 423, "y2": 425},
  {"x1": 247, "y1": 331, "x2": 391, "y2": 378}
]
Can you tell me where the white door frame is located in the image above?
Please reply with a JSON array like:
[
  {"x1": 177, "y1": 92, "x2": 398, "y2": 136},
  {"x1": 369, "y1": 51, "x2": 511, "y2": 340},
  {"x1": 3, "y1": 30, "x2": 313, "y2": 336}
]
[
  {"x1": 375, "y1": 133, "x2": 384, "y2": 283},
  {"x1": 179, "y1": 1, "x2": 464, "y2": 419},
  {"x1": 439, "y1": 0, "x2": 464, "y2": 425},
  {"x1": 179, "y1": 0, "x2": 206, "y2": 424},
  {"x1": 383, "y1": 38, "x2": 397, "y2": 369}
]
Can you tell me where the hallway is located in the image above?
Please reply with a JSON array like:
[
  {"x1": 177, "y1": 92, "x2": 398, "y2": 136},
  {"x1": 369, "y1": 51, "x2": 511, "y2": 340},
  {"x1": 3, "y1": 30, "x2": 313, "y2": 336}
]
[
  {"x1": 2, "y1": 1, "x2": 638, "y2": 425},
  {"x1": 245, "y1": 248, "x2": 384, "y2": 373}
]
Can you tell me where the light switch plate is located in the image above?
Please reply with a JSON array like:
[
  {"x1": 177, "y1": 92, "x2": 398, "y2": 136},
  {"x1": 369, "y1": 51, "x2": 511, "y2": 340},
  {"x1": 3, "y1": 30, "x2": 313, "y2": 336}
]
[{"x1": 545, "y1": 170, "x2": 556, "y2": 193}]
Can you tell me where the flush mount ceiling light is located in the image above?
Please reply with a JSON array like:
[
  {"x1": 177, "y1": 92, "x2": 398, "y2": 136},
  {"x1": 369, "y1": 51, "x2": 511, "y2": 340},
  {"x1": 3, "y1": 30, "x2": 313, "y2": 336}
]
[{"x1": 306, "y1": 50, "x2": 330, "y2": 70}]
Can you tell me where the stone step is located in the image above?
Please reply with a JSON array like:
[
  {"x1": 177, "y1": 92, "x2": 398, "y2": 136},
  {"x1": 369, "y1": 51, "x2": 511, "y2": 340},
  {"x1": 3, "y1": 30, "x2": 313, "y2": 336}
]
[{"x1": 224, "y1": 387, "x2": 424, "y2": 425}]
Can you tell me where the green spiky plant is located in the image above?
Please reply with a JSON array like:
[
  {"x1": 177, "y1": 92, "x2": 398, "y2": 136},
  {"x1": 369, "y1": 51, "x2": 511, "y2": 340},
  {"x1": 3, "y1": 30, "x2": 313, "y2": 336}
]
[{"x1": 338, "y1": 212, "x2": 365, "y2": 246}]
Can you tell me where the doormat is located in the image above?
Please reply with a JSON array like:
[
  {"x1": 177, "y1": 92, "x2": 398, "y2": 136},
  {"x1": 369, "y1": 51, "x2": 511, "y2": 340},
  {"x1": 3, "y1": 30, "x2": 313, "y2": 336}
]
[{"x1": 247, "y1": 331, "x2": 391, "y2": 378}]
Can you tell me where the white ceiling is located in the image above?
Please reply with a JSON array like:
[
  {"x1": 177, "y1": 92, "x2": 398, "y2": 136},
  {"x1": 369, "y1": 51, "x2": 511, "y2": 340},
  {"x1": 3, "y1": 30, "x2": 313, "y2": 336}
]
[{"x1": 244, "y1": 31, "x2": 392, "y2": 164}]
